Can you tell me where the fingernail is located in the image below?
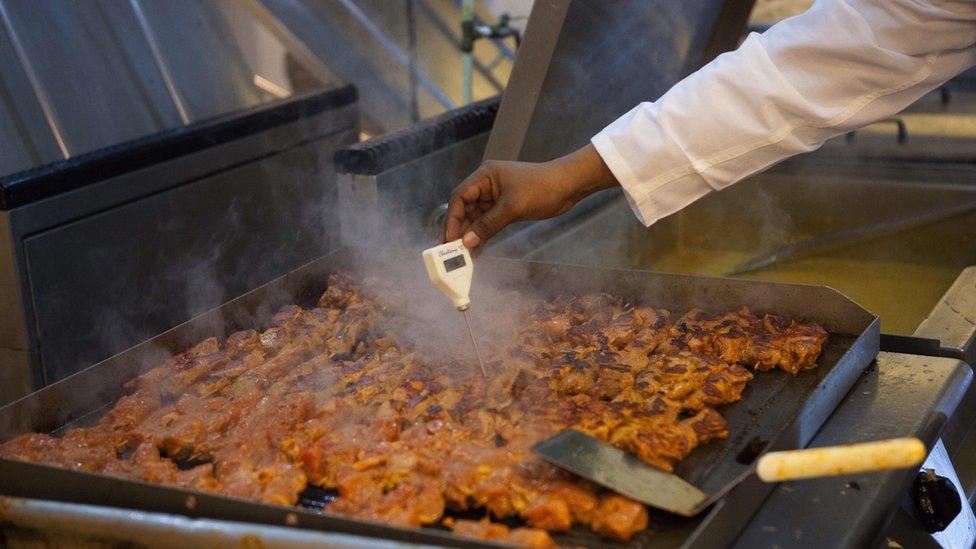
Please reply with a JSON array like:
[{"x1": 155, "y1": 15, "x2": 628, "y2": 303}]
[{"x1": 462, "y1": 231, "x2": 481, "y2": 249}]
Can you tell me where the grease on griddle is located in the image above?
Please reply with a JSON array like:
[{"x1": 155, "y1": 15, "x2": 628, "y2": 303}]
[
  {"x1": 298, "y1": 485, "x2": 339, "y2": 511},
  {"x1": 736, "y1": 436, "x2": 770, "y2": 465}
]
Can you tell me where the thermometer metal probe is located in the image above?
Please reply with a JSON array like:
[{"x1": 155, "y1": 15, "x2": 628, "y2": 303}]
[
  {"x1": 422, "y1": 239, "x2": 487, "y2": 376},
  {"x1": 460, "y1": 306, "x2": 486, "y2": 376}
]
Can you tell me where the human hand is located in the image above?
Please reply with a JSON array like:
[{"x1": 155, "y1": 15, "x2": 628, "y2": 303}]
[{"x1": 439, "y1": 144, "x2": 618, "y2": 254}]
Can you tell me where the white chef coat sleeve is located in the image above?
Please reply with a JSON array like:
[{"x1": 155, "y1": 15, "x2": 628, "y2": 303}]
[{"x1": 591, "y1": 0, "x2": 976, "y2": 227}]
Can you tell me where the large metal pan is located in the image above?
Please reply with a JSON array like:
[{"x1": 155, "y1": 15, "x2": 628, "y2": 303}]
[{"x1": 0, "y1": 248, "x2": 879, "y2": 548}]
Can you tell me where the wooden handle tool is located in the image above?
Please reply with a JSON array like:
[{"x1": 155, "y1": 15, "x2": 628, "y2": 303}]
[{"x1": 756, "y1": 437, "x2": 926, "y2": 482}]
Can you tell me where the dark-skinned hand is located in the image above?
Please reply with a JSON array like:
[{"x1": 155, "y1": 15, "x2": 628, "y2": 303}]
[{"x1": 439, "y1": 143, "x2": 619, "y2": 255}]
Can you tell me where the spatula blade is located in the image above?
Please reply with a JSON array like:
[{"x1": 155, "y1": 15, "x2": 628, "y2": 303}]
[{"x1": 532, "y1": 429, "x2": 709, "y2": 517}]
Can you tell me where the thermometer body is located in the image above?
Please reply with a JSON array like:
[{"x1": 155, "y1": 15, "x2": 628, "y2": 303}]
[
  {"x1": 422, "y1": 240, "x2": 473, "y2": 310},
  {"x1": 422, "y1": 240, "x2": 486, "y2": 376}
]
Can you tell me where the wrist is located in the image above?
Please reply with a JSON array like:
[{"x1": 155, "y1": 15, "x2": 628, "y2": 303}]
[{"x1": 552, "y1": 144, "x2": 620, "y2": 203}]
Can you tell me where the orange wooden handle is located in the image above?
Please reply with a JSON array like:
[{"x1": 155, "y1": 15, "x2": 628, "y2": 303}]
[{"x1": 756, "y1": 438, "x2": 926, "y2": 482}]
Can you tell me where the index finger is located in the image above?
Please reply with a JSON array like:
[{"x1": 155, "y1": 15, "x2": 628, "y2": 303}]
[
  {"x1": 443, "y1": 173, "x2": 486, "y2": 242},
  {"x1": 443, "y1": 193, "x2": 467, "y2": 243}
]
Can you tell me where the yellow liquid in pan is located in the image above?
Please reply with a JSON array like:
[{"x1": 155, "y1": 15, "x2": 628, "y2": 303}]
[
  {"x1": 528, "y1": 101, "x2": 976, "y2": 334},
  {"x1": 634, "y1": 211, "x2": 976, "y2": 335}
]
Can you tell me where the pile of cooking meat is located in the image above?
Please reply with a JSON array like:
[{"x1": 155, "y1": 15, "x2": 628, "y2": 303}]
[{"x1": 0, "y1": 272, "x2": 827, "y2": 547}]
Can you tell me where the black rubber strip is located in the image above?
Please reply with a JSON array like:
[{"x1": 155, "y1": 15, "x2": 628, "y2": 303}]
[
  {"x1": 334, "y1": 95, "x2": 500, "y2": 176},
  {"x1": 0, "y1": 85, "x2": 358, "y2": 210}
]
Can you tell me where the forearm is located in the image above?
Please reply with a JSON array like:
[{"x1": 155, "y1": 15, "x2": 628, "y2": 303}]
[{"x1": 593, "y1": 0, "x2": 976, "y2": 226}]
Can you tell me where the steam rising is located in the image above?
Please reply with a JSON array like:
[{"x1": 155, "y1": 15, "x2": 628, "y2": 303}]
[
  {"x1": 337, "y1": 186, "x2": 532, "y2": 379},
  {"x1": 382, "y1": 265, "x2": 529, "y2": 366}
]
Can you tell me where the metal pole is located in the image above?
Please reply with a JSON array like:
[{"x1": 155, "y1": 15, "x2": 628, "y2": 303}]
[
  {"x1": 0, "y1": 0, "x2": 70, "y2": 158},
  {"x1": 334, "y1": 0, "x2": 455, "y2": 110},
  {"x1": 453, "y1": 0, "x2": 516, "y2": 61},
  {"x1": 128, "y1": 0, "x2": 192, "y2": 124},
  {"x1": 415, "y1": 0, "x2": 503, "y2": 93},
  {"x1": 460, "y1": 0, "x2": 474, "y2": 105},
  {"x1": 405, "y1": 0, "x2": 419, "y2": 121}
]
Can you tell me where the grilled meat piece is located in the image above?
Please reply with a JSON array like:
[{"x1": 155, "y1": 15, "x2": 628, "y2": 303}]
[
  {"x1": 636, "y1": 351, "x2": 753, "y2": 412},
  {"x1": 450, "y1": 518, "x2": 557, "y2": 548},
  {"x1": 663, "y1": 306, "x2": 828, "y2": 374},
  {"x1": 0, "y1": 272, "x2": 827, "y2": 544},
  {"x1": 590, "y1": 494, "x2": 650, "y2": 542}
]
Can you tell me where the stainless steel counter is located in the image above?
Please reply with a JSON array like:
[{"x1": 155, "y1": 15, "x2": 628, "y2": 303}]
[{"x1": 736, "y1": 352, "x2": 974, "y2": 548}]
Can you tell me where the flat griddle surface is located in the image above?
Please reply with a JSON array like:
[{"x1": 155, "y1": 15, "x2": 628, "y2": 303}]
[{"x1": 0, "y1": 248, "x2": 879, "y2": 548}]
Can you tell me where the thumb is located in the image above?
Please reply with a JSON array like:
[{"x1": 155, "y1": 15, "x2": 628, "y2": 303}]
[{"x1": 463, "y1": 203, "x2": 513, "y2": 249}]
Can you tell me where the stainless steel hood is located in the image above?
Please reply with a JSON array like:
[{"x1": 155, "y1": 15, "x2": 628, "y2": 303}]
[{"x1": 0, "y1": 0, "x2": 335, "y2": 178}]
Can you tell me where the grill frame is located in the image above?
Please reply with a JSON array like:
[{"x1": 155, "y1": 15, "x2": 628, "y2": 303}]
[{"x1": 0, "y1": 248, "x2": 879, "y2": 547}]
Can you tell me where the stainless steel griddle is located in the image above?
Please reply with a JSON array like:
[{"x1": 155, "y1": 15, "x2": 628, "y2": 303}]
[{"x1": 0, "y1": 248, "x2": 879, "y2": 548}]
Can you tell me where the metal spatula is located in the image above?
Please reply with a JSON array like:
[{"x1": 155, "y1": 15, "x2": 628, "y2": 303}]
[{"x1": 532, "y1": 429, "x2": 926, "y2": 517}]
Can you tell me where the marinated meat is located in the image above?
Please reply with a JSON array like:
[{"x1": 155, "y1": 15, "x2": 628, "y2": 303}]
[
  {"x1": 662, "y1": 306, "x2": 828, "y2": 375},
  {"x1": 0, "y1": 273, "x2": 827, "y2": 545},
  {"x1": 450, "y1": 519, "x2": 556, "y2": 548}
]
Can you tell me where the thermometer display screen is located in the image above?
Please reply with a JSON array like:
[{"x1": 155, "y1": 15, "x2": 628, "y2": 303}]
[{"x1": 443, "y1": 255, "x2": 466, "y2": 273}]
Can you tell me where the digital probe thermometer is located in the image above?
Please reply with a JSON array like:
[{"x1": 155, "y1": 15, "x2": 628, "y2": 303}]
[{"x1": 422, "y1": 240, "x2": 487, "y2": 376}]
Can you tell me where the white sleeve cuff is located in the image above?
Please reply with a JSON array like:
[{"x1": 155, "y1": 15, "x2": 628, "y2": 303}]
[{"x1": 591, "y1": 122, "x2": 714, "y2": 227}]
